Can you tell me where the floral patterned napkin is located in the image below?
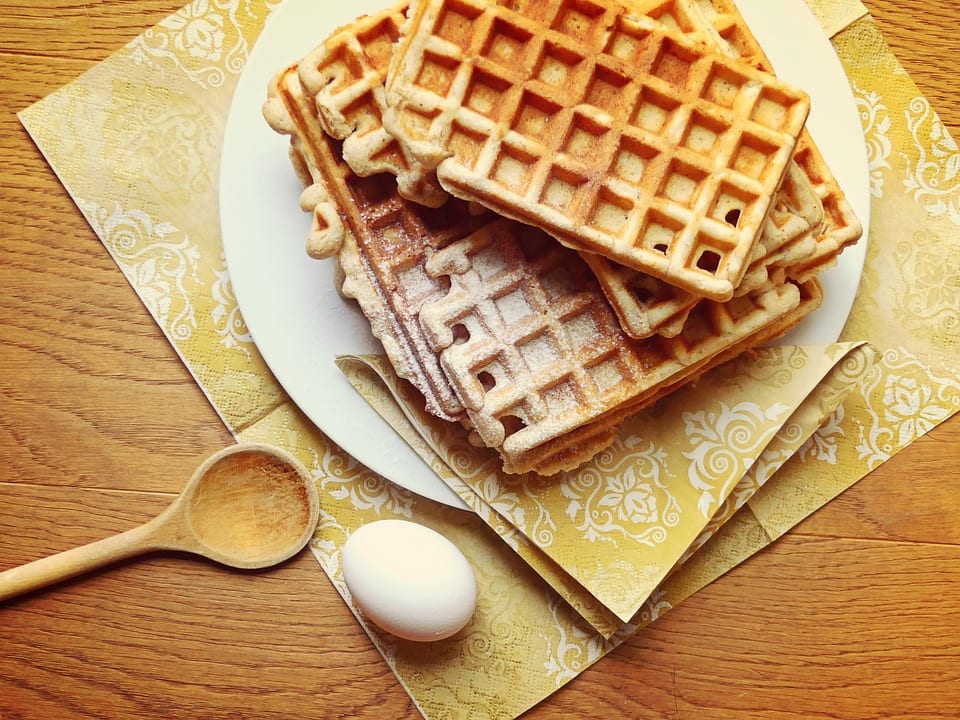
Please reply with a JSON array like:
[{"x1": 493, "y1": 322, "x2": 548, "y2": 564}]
[
  {"x1": 340, "y1": 341, "x2": 876, "y2": 634},
  {"x1": 16, "y1": 0, "x2": 959, "y2": 717}
]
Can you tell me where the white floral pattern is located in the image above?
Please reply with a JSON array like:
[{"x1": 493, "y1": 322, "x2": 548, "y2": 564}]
[
  {"x1": 683, "y1": 401, "x2": 791, "y2": 517},
  {"x1": 799, "y1": 404, "x2": 846, "y2": 464},
  {"x1": 890, "y1": 227, "x2": 960, "y2": 340},
  {"x1": 855, "y1": 349, "x2": 960, "y2": 469},
  {"x1": 560, "y1": 440, "x2": 679, "y2": 546},
  {"x1": 854, "y1": 82, "x2": 892, "y2": 197},
  {"x1": 473, "y1": 475, "x2": 531, "y2": 538},
  {"x1": 129, "y1": 0, "x2": 280, "y2": 89},
  {"x1": 77, "y1": 199, "x2": 200, "y2": 342},
  {"x1": 903, "y1": 96, "x2": 960, "y2": 225},
  {"x1": 309, "y1": 508, "x2": 349, "y2": 584},
  {"x1": 543, "y1": 595, "x2": 625, "y2": 686},
  {"x1": 211, "y1": 256, "x2": 253, "y2": 355},
  {"x1": 310, "y1": 447, "x2": 415, "y2": 519},
  {"x1": 633, "y1": 587, "x2": 673, "y2": 628}
]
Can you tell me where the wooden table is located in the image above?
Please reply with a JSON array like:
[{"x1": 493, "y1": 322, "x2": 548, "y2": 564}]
[{"x1": 1, "y1": 2, "x2": 957, "y2": 717}]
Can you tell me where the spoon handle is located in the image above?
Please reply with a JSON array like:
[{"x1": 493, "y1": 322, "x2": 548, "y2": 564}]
[{"x1": 0, "y1": 520, "x2": 162, "y2": 603}]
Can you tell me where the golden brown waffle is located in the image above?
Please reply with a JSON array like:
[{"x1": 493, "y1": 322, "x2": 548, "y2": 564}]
[
  {"x1": 785, "y1": 137, "x2": 863, "y2": 281},
  {"x1": 586, "y1": 0, "x2": 857, "y2": 339},
  {"x1": 294, "y1": 0, "x2": 822, "y2": 340},
  {"x1": 296, "y1": 0, "x2": 824, "y2": 342},
  {"x1": 263, "y1": 62, "x2": 492, "y2": 422},
  {"x1": 517, "y1": 278, "x2": 824, "y2": 475},
  {"x1": 740, "y1": 161, "x2": 822, "y2": 283},
  {"x1": 565, "y1": 0, "x2": 824, "y2": 339},
  {"x1": 297, "y1": 2, "x2": 448, "y2": 208},
  {"x1": 383, "y1": 0, "x2": 810, "y2": 302},
  {"x1": 584, "y1": 108, "x2": 824, "y2": 339},
  {"x1": 582, "y1": 253, "x2": 699, "y2": 339},
  {"x1": 418, "y1": 218, "x2": 821, "y2": 474},
  {"x1": 632, "y1": 0, "x2": 830, "y2": 280},
  {"x1": 688, "y1": 0, "x2": 863, "y2": 278}
]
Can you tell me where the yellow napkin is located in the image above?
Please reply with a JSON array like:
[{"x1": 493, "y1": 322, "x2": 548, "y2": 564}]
[
  {"x1": 16, "y1": 1, "x2": 960, "y2": 718},
  {"x1": 340, "y1": 342, "x2": 876, "y2": 632}
]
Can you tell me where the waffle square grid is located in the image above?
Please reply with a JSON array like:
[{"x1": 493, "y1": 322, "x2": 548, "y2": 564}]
[
  {"x1": 385, "y1": 0, "x2": 811, "y2": 301},
  {"x1": 417, "y1": 217, "x2": 816, "y2": 472},
  {"x1": 689, "y1": 0, "x2": 863, "y2": 279}
]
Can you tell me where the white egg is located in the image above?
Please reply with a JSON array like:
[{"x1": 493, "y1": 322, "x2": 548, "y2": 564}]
[{"x1": 341, "y1": 519, "x2": 478, "y2": 642}]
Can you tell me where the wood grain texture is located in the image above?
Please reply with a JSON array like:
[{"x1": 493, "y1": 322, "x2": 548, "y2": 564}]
[{"x1": 0, "y1": 1, "x2": 958, "y2": 718}]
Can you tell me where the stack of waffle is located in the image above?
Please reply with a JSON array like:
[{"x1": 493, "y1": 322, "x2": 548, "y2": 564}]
[{"x1": 262, "y1": 0, "x2": 862, "y2": 475}]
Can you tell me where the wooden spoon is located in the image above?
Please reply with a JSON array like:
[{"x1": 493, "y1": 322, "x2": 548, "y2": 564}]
[{"x1": 0, "y1": 444, "x2": 320, "y2": 602}]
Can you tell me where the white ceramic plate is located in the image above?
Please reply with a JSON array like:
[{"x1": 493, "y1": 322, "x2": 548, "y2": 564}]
[{"x1": 220, "y1": 0, "x2": 871, "y2": 510}]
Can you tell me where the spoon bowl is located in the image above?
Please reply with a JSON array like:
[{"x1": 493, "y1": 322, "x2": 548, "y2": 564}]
[
  {"x1": 0, "y1": 444, "x2": 320, "y2": 602},
  {"x1": 176, "y1": 444, "x2": 320, "y2": 569}
]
